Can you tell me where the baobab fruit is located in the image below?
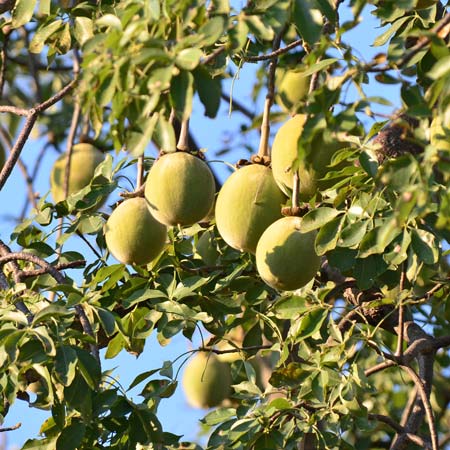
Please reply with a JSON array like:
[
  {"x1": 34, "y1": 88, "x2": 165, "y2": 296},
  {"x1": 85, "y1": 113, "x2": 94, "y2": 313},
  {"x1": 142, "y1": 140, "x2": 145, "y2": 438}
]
[
  {"x1": 104, "y1": 197, "x2": 167, "y2": 266},
  {"x1": 256, "y1": 216, "x2": 320, "y2": 291},
  {"x1": 275, "y1": 68, "x2": 310, "y2": 114},
  {"x1": 271, "y1": 114, "x2": 344, "y2": 200},
  {"x1": 182, "y1": 352, "x2": 232, "y2": 409},
  {"x1": 215, "y1": 164, "x2": 286, "y2": 254},
  {"x1": 50, "y1": 143, "x2": 105, "y2": 203},
  {"x1": 145, "y1": 152, "x2": 215, "y2": 227}
]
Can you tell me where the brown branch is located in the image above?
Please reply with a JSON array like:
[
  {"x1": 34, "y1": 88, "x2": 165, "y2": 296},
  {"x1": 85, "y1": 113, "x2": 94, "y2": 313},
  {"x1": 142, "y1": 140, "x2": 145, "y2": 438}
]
[
  {"x1": 0, "y1": 422, "x2": 21, "y2": 432},
  {"x1": 0, "y1": 105, "x2": 29, "y2": 116},
  {"x1": 256, "y1": 27, "x2": 285, "y2": 159},
  {"x1": 243, "y1": 38, "x2": 303, "y2": 62},
  {"x1": 0, "y1": 29, "x2": 10, "y2": 100},
  {"x1": 0, "y1": 124, "x2": 37, "y2": 211},
  {"x1": 395, "y1": 264, "x2": 407, "y2": 357},
  {"x1": 365, "y1": 360, "x2": 396, "y2": 377},
  {"x1": 63, "y1": 97, "x2": 81, "y2": 200},
  {"x1": 119, "y1": 184, "x2": 146, "y2": 198},
  {"x1": 20, "y1": 260, "x2": 86, "y2": 278},
  {"x1": 398, "y1": 365, "x2": 438, "y2": 450},
  {"x1": 0, "y1": 78, "x2": 77, "y2": 191},
  {"x1": 202, "y1": 46, "x2": 226, "y2": 65},
  {"x1": 198, "y1": 344, "x2": 272, "y2": 355}
]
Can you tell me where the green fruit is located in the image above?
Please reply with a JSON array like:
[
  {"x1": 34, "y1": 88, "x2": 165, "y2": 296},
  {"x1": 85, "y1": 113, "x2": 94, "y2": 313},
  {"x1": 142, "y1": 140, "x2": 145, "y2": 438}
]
[
  {"x1": 275, "y1": 68, "x2": 310, "y2": 114},
  {"x1": 215, "y1": 164, "x2": 286, "y2": 254},
  {"x1": 256, "y1": 216, "x2": 321, "y2": 291},
  {"x1": 145, "y1": 152, "x2": 215, "y2": 227},
  {"x1": 196, "y1": 230, "x2": 220, "y2": 266},
  {"x1": 104, "y1": 197, "x2": 167, "y2": 266},
  {"x1": 182, "y1": 352, "x2": 232, "y2": 409},
  {"x1": 271, "y1": 114, "x2": 345, "y2": 200},
  {"x1": 50, "y1": 143, "x2": 105, "y2": 203}
]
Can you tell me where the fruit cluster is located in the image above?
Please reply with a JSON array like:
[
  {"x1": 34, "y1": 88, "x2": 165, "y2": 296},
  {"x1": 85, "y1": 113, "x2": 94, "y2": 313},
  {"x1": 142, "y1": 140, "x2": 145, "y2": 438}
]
[{"x1": 49, "y1": 112, "x2": 348, "y2": 293}]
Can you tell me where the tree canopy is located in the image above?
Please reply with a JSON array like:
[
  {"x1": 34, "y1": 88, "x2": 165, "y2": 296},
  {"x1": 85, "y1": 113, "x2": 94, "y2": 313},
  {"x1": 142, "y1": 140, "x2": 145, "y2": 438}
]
[{"x1": 0, "y1": 0, "x2": 449, "y2": 449}]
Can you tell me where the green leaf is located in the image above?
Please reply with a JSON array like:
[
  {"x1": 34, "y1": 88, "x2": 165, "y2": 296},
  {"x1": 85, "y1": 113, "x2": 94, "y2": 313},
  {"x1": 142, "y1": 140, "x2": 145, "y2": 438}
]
[
  {"x1": 315, "y1": 216, "x2": 344, "y2": 255},
  {"x1": 316, "y1": 0, "x2": 336, "y2": 22},
  {"x1": 293, "y1": 0, "x2": 323, "y2": 46},
  {"x1": 145, "y1": 0, "x2": 161, "y2": 21},
  {"x1": 338, "y1": 221, "x2": 368, "y2": 248},
  {"x1": 427, "y1": 55, "x2": 450, "y2": 80},
  {"x1": 29, "y1": 20, "x2": 63, "y2": 54},
  {"x1": 153, "y1": 114, "x2": 176, "y2": 153},
  {"x1": 411, "y1": 228, "x2": 439, "y2": 265},
  {"x1": 58, "y1": 22, "x2": 72, "y2": 53},
  {"x1": 56, "y1": 419, "x2": 86, "y2": 450},
  {"x1": 358, "y1": 220, "x2": 400, "y2": 258},
  {"x1": 33, "y1": 305, "x2": 73, "y2": 325},
  {"x1": 301, "y1": 207, "x2": 342, "y2": 233},
  {"x1": 198, "y1": 15, "x2": 228, "y2": 46},
  {"x1": 12, "y1": 0, "x2": 36, "y2": 29},
  {"x1": 74, "y1": 16, "x2": 94, "y2": 46},
  {"x1": 372, "y1": 17, "x2": 409, "y2": 47},
  {"x1": 291, "y1": 308, "x2": 328, "y2": 340},
  {"x1": 55, "y1": 345, "x2": 78, "y2": 386},
  {"x1": 384, "y1": 230, "x2": 411, "y2": 265},
  {"x1": 127, "y1": 113, "x2": 159, "y2": 157},
  {"x1": 128, "y1": 369, "x2": 160, "y2": 391},
  {"x1": 64, "y1": 375, "x2": 92, "y2": 419},
  {"x1": 359, "y1": 149, "x2": 379, "y2": 177},
  {"x1": 274, "y1": 296, "x2": 310, "y2": 319},
  {"x1": 202, "y1": 407, "x2": 236, "y2": 426},
  {"x1": 354, "y1": 255, "x2": 388, "y2": 290},
  {"x1": 301, "y1": 59, "x2": 339, "y2": 77},
  {"x1": 96, "y1": 307, "x2": 117, "y2": 337},
  {"x1": 75, "y1": 348, "x2": 101, "y2": 390},
  {"x1": 38, "y1": 0, "x2": 50, "y2": 15},
  {"x1": 175, "y1": 48, "x2": 203, "y2": 71},
  {"x1": 22, "y1": 438, "x2": 58, "y2": 450},
  {"x1": 170, "y1": 70, "x2": 194, "y2": 121},
  {"x1": 194, "y1": 66, "x2": 222, "y2": 118},
  {"x1": 245, "y1": 15, "x2": 275, "y2": 41}
]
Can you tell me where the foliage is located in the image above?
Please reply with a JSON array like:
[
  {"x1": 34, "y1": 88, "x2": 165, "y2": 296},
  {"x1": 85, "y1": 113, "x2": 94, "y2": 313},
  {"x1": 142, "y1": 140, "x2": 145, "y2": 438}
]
[{"x1": 0, "y1": 0, "x2": 449, "y2": 449}]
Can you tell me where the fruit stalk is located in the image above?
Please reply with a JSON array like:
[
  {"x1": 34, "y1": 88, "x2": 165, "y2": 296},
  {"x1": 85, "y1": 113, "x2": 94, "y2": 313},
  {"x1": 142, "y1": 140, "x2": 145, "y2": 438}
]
[
  {"x1": 256, "y1": 29, "x2": 284, "y2": 160},
  {"x1": 137, "y1": 155, "x2": 144, "y2": 189},
  {"x1": 177, "y1": 118, "x2": 189, "y2": 151}
]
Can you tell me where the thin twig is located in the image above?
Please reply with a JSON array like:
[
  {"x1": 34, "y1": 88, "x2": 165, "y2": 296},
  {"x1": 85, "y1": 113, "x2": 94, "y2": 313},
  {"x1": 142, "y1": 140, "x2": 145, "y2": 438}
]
[
  {"x1": 0, "y1": 79, "x2": 77, "y2": 191},
  {"x1": 0, "y1": 423, "x2": 21, "y2": 432},
  {"x1": 220, "y1": 92, "x2": 255, "y2": 119},
  {"x1": 202, "y1": 46, "x2": 226, "y2": 65},
  {"x1": 256, "y1": 27, "x2": 285, "y2": 159},
  {"x1": 243, "y1": 38, "x2": 303, "y2": 62},
  {"x1": 365, "y1": 360, "x2": 396, "y2": 377},
  {"x1": 395, "y1": 264, "x2": 407, "y2": 357},
  {"x1": 400, "y1": 365, "x2": 438, "y2": 450},
  {"x1": 119, "y1": 184, "x2": 146, "y2": 199},
  {"x1": 0, "y1": 29, "x2": 10, "y2": 100},
  {"x1": 20, "y1": 260, "x2": 86, "y2": 278}
]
